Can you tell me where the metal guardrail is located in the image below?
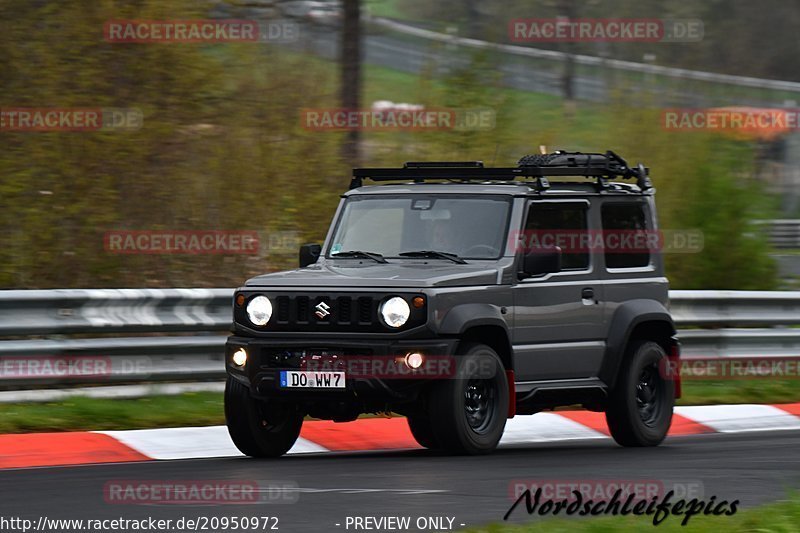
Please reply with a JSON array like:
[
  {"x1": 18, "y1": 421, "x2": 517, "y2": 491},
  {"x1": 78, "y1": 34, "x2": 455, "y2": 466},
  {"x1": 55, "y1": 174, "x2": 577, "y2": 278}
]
[
  {"x1": 0, "y1": 336, "x2": 228, "y2": 388},
  {"x1": 0, "y1": 289, "x2": 232, "y2": 390},
  {"x1": 766, "y1": 220, "x2": 800, "y2": 249},
  {"x1": 0, "y1": 288, "x2": 232, "y2": 336},
  {"x1": 369, "y1": 17, "x2": 800, "y2": 106},
  {"x1": 670, "y1": 290, "x2": 800, "y2": 327},
  {"x1": 1, "y1": 289, "x2": 800, "y2": 390},
  {"x1": 372, "y1": 18, "x2": 800, "y2": 93}
]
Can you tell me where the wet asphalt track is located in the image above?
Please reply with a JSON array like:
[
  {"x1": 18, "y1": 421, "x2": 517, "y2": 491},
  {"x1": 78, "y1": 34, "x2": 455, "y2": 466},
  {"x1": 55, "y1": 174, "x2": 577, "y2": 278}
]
[{"x1": 2, "y1": 430, "x2": 799, "y2": 532}]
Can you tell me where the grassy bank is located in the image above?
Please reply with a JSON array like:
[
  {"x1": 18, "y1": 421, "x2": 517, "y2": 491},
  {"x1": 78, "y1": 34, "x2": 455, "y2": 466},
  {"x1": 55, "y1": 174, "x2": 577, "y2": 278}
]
[{"x1": 0, "y1": 392, "x2": 224, "y2": 434}]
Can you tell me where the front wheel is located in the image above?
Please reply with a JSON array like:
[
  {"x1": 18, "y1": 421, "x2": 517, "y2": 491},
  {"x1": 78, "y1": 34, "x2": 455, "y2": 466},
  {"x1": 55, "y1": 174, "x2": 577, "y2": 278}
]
[
  {"x1": 605, "y1": 340, "x2": 674, "y2": 447},
  {"x1": 428, "y1": 343, "x2": 508, "y2": 455},
  {"x1": 225, "y1": 377, "x2": 304, "y2": 457}
]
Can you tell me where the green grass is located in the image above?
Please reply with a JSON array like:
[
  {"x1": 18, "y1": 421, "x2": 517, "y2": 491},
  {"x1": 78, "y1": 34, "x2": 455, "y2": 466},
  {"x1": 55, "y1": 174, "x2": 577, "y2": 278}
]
[
  {"x1": 364, "y1": 0, "x2": 415, "y2": 22},
  {"x1": 473, "y1": 493, "x2": 800, "y2": 532},
  {"x1": 0, "y1": 379, "x2": 796, "y2": 434},
  {"x1": 0, "y1": 391, "x2": 224, "y2": 434},
  {"x1": 260, "y1": 41, "x2": 602, "y2": 159},
  {"x1": 679, "y1": 379, "x2": 800, "y2": 406}
]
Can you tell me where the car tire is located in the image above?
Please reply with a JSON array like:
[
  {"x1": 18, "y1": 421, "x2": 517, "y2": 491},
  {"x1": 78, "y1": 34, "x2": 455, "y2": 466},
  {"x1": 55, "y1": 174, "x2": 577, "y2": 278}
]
[
  {"x1": 605, "y1": 340, "x2": 674, "y2": 447},
  {"x1": 428, "y1": 343, "x2": 508, "y2": 455},
  {"x1": 407, "y1": 414, "x2": 439, "y2": 449},
  {"x1": 225, "y1": 377, "x2": 304, "y2": 457}
]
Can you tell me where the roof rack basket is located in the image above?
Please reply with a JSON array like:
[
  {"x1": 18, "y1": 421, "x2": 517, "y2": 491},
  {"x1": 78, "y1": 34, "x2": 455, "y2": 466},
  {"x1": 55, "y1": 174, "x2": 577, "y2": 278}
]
[{"x1": 350, "y1": 150, "x2": 651, "y2": 191}]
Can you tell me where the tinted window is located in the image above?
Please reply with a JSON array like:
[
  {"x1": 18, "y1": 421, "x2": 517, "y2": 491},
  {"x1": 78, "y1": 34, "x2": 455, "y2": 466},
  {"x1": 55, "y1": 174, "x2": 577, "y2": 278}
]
[
  {"x1": 329, "y1": 195, "x2": 511, "y2": 259},
  {"x1": 524, "y1": 203, "x2": 589, "y2": 270},
  {"x1": 602, "y1": 203, "x2": 650, "y2": 269}
]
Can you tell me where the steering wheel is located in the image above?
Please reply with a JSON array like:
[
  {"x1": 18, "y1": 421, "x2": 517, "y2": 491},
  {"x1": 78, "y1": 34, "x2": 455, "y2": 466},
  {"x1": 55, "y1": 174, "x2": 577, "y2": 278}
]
[{"x1": 463, "y1": 244, "x2": 499, "y2": 257}]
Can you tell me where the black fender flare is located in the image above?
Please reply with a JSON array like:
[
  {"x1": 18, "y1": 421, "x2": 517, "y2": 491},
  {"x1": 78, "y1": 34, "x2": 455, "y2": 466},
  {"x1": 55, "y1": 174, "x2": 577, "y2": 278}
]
[
  {"x1": 599, "y1": 299, "x2": 676, "y2": 389},
  {"x1": 437, "y1": 304, "x2": 512, "y2": 370},
  {"x1": 438, "y1": 303, "x2": 510, "y2": 336}
]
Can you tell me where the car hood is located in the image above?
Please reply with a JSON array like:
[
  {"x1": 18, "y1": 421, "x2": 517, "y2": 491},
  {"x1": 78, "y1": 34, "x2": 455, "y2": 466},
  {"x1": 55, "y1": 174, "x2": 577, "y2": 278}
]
[{"x1": 244, "y1": 261, "x2": 502, "y2": 288}]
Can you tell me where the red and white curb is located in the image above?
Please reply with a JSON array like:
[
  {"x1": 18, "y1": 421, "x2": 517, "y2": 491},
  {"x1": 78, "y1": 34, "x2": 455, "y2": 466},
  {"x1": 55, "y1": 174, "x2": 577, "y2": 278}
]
[{"x1": 1, "y1": 403, "x2": 799, "y2": 469}]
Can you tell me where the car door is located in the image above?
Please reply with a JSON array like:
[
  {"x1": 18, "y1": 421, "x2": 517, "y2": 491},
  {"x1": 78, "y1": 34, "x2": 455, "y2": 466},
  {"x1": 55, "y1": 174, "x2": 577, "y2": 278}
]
[{"x1": 511, "y1": 199, "x2": 607, "y2": 381}]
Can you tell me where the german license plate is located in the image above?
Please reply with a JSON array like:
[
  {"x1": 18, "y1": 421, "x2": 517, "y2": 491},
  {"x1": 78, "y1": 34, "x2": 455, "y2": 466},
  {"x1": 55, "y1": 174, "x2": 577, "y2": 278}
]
[{"x1": 279, "y1": 370, "x2": 345, "y2": 389}]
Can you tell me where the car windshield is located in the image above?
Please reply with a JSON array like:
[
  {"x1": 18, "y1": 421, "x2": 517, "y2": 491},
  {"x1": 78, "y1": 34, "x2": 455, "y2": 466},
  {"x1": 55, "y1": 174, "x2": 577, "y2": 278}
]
[{"x1": 328, "y1": 195, "x2": 511, "y2": 260}]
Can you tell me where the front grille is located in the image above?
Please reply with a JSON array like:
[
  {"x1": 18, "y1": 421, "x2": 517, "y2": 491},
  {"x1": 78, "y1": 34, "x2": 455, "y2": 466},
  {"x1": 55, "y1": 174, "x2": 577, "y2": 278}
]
[
  {"x1": 268, "y1": 294, "x2": 378, "y2": 330},
  {"x1": 336, "y1": 296, "x2": 352, "y2": 324},
  {"x1": 238, "y1": 291, "x2": 426, "y2": 333},
  {"x1": 296, "y1": 296, "x2": 310, "y2": 323},
  {"x1": 358, "y1": 296, "x2": 373, "y2": 324},
  {"x1": 277, "y1": 296, "x2": 290, "y2": 322}
]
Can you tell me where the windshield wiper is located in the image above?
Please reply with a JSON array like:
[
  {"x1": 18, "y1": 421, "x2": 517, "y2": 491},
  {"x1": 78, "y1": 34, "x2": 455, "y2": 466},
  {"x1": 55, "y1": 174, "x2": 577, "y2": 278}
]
[
  {"x1": 398, "y1": 250, "x2": 467, "y2": 264},
  {"x1": 331, "y1": 250, "x2": 388, "y2": 263}
]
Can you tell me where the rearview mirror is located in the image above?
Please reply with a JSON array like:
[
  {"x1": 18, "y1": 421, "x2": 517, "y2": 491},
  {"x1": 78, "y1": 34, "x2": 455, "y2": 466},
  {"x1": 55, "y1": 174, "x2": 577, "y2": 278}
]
[
  {"x1": 520, "y1": 246, "x2": 562, "y2": 278},
  {"x1": 299, "y1": 243, "x2": 322, "y2": 268}
]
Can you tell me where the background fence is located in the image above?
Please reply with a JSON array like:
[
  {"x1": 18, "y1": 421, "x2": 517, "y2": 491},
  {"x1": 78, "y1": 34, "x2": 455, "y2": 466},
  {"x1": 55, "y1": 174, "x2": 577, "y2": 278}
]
[
  {"x1": 1, "y1": 288, "x2": 799, "y2": 394},
  {"x1": 364, "y1": 17, "x2": 800, "y2": 108}
]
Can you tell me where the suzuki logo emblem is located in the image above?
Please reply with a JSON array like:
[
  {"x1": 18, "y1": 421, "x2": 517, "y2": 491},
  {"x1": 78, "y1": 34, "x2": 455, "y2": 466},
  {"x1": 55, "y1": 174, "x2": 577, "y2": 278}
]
[{"x1": 315, "y1": 301, "x2": 331, "y2": 319}]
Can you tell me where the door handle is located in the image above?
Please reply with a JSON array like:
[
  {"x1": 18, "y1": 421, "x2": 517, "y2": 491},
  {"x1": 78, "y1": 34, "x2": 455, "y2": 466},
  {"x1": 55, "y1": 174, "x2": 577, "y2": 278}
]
[{"x1": 581, "y1": 288, "x2": 596, "y2": 305}]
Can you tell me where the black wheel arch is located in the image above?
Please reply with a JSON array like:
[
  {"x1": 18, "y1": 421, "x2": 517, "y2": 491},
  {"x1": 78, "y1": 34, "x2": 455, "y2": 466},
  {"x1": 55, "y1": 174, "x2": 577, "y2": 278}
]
[
  {"x1": 438, "y1": 304, "x2": 513, "y2": 371},
  {"x1": 600, "y1": 299, "x2": 677, "y2": 390}
]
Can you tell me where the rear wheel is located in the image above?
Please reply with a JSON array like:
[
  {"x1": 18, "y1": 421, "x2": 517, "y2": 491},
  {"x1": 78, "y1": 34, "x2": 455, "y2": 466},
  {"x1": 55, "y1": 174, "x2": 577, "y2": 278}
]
[
  {"x1": 225, "y1": 377, "x2": 304, "y2": 457},
  {"x1": 605, "y1": 340, "x2": 674, "y2": 447},
  {"x1": 428, "y1": 343, "x2": 508, "y2": 455}
]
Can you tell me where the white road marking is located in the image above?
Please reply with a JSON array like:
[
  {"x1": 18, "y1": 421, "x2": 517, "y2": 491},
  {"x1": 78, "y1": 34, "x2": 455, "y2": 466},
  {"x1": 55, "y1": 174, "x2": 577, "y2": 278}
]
[
  {"x1": 97, "y1": 425, "x2": 327, "y2": 460},
  {"x1": 90, "y1": 405, "x2": 800, "y2": 462},
  {"x1": 500, "y1": 412, "x2": 608, "y2": 444},
  {"x1": 675, "y1": 404, "x2": 800, "y2": 433}
]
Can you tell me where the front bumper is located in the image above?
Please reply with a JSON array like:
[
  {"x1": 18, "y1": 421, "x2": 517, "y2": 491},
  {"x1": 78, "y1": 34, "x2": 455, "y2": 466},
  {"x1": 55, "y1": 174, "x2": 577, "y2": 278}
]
[{"x1": 225, "y1": 335, "x2": 459, "y2": 403}]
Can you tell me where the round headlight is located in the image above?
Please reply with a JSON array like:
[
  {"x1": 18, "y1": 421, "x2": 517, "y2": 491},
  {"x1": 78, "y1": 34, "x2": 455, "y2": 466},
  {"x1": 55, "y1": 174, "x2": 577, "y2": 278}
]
[
  {"x1": 246, "y1": 296, "x2": 273, "y2": 326},
  {"x1": 380, "y1": 296, "x2": 410, "y2": 328}
]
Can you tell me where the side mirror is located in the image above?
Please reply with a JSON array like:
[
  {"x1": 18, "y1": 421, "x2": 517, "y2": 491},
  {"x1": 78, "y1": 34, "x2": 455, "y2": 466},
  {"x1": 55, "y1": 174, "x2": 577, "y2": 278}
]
[
  {"x1": 299, "y1": 243, "x2": 322, "y2": 268},
  {"x1": 520, "y1": 246, "x2": 561, "y2": 278}
]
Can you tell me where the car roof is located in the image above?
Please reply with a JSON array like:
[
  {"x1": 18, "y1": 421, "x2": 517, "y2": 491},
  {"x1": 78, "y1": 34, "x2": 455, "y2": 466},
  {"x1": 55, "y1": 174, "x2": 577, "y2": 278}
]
[{"x1": 343, "y1": 181, "x2": 646, "y2": 197}]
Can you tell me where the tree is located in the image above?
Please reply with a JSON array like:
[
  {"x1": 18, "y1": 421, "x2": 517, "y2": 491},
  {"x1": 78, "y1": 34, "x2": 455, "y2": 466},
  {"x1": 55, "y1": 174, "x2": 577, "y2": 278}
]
[{"x1": 340, "y1": 0, "x2": 362, "y2": 166}]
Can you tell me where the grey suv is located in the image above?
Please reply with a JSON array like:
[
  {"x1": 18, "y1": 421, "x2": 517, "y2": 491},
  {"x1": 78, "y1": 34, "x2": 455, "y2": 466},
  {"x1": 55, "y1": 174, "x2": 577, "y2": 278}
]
[{"x1": 225, "y1": 151, "x2": 681, "y2": 457}]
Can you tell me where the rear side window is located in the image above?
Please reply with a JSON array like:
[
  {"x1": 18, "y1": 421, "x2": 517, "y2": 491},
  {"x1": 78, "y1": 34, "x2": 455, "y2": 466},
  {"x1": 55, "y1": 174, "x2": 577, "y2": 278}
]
[
  {"x1": 524, "y1": 203, "x2": 589, "y2": 270},
  {"x1": 601, "y1": 203, "x2": 650, "y2": 269}
]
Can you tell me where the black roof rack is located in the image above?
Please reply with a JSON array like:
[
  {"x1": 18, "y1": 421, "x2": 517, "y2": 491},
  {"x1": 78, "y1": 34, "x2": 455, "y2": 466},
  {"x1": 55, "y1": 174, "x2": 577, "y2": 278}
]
[{"x1": 350, "y1": 150, "x2": 652, "y2": 191}]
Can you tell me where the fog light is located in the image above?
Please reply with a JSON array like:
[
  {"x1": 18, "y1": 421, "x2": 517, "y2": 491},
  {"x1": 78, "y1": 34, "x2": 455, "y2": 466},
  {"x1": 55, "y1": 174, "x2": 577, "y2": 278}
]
[
  {"x1": 404, "y1": 352, "x2": 424, "y2": 369},
  {"x1": 232, "y1": 348, "x2": 248, "y2": 367}
]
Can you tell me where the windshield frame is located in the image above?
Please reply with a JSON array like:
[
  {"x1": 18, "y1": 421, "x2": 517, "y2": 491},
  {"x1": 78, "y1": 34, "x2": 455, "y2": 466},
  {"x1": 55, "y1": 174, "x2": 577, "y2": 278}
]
[{"x1": 325, "y1": 193, "x2": 514, "y2": 261}]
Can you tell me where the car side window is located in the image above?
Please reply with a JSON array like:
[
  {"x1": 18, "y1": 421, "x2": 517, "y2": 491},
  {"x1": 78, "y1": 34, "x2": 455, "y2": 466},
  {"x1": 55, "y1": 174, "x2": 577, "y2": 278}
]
[
  {"x1": 601, "y1": 203, "x2": 650, "y2": 269},
  {"x1": 524, "y1": 203, "x2": 590, "y2": 270}
]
